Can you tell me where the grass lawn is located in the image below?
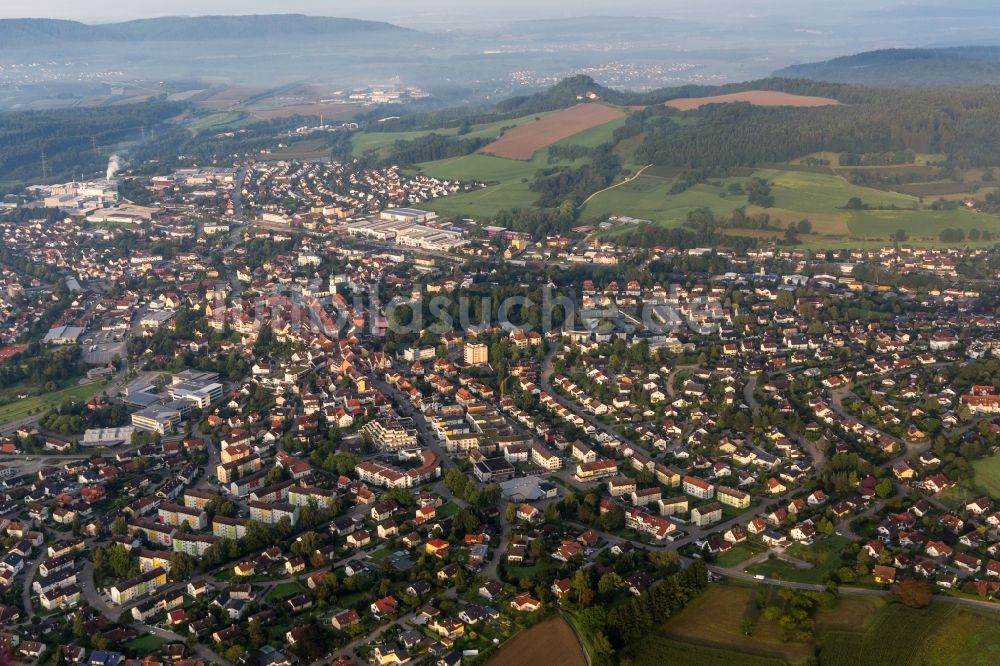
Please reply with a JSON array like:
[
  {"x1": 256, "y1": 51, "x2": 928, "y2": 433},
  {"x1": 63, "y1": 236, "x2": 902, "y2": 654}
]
[
  {"x1": 591, "y1": 165, "x2": 1000, "y2": 248},
  {"x1": 125, "y1": 635, "x2": 166, "y2": 655},
  {"x1": 436, "y1": 502, "x2": 461, "y2": 518},
  {"x1": 369, "y1": 547, "x2": 393, "y2": 563},
  {"x1": 506, "y1": 562, "x2": 556, "y2": 579},
  {"x1": 0, "y1": 379, "x2": 107, "y2": 426},
  {"x1": 266, "y1": 581, "x2": 305, "y2": 603},
  {"x1": 591, "y1": 168, "x2": 919, "y2": 234},
  {"x1": 262, "y1": 137, "x2": 332, "y2": 162},
  {"x1": 936, "y1": 454, "x2": 1000, "y2": 507},
  {"x1": 715, "y1": 541, "x2": 767, "y2": 568},
  {"x1": 744, "y1": 536, "x2": 849, "y2": 585}
]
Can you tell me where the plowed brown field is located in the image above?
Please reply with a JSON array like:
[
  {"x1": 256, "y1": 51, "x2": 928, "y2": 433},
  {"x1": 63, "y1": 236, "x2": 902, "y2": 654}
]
[
  {"x1": 488, "y1": 617, "x2": 587, "y2": 666},
  {"x1": 479, "y1": 103, "x2": 625, "y2": 160},
  {"x1": 666, "y1": 90, "x2": 840, "y2": 111}
]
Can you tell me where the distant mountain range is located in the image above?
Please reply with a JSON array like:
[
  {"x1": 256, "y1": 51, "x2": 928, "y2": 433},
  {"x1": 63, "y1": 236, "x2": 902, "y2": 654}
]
[
  {"x1": 775, "y1": 47, "x2": 1000, "y2": 87},
  {"x1": 0, "y1": 14, "x2": 413, "y2": 45}
]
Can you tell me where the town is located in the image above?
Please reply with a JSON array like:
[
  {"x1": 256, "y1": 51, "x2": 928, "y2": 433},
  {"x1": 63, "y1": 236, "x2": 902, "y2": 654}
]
[{"x1": 1, "y1": 164, "x2": 1000, "y2": 666}]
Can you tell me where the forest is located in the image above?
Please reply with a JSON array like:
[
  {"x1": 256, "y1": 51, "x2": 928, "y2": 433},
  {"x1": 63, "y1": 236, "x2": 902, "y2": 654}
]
[
  {"x1": 0, "y1": 100, "x2": 186, "y2": 190},
  {"x1": 635, "y1": 87, "x2": 1000, "y2": 169}
]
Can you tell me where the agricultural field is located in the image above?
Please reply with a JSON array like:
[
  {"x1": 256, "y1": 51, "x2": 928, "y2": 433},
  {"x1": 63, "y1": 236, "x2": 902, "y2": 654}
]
[
  {"x1": 263, "y1": 137, "x2": 333, "y2": 162},
  {"x1": 582, "y1": 173, "x2": 751, "y2": 228},
  {"x1": 665, "y1": 90, "x2": 841, "y2": 111},
  {"x1": 591, "y1": 165, "x2": 1000, "y2": 247},
  {"x1": 417, "y1": 152, "x2": 587, "y2": 220},
  {"x1": 350, "y1": 111, "x2": 562, "y2": 158},
  {"x1": 479, "y1": 104, "x2": 625, "y2": 160},
  {"x1": 191, "y1": 111, "x2": 253, "y2": 131},
  {"x1": 248, "y1": 102, "x2": 359, "y2": 121},
  {"x1": 846, "y1": 207, "x2": 997, "y2": 240},
  {"x1": 488, "y1": 617, "x2": 586, "y2": 666},
  {"x1": 629, "y1": 582, "x2": 1000, "y2": 666},
  {"x1": 816, "y1": 601, "x2": 1000, "y2": 666},
  {"x1": 624, "y1": 636, "x2": 785, "y2": 666},
  {"x1": 640, "y1": 584, "x2": 815, "y2": 663}
]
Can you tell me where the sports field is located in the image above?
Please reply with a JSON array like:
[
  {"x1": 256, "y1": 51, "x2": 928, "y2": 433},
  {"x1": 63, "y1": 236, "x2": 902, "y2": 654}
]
[{"x1": 0, "y1": 380, "x2": 106, "y2": 426}]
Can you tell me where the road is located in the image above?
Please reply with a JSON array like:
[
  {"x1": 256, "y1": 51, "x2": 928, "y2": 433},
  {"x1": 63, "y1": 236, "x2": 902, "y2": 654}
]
[
  {"x1": 369, "y1": 375, "x2": 457, "y2": 473},
  {"x1": 539, "y1": 346, "x2": 623, "y2": 442},
  {"x1": 578, "y1": 164, "x2": 653, "y2": 209},
  {"x1": 744, "y1": 373, "x2": 827, "y2": 472},
  {"x1": 20, "y1": 548, "x2": 47, "y2": 617}
]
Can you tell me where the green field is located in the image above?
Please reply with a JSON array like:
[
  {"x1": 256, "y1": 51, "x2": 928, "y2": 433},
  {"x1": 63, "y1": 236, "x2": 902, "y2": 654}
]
[
  {"x1": 583, "y1": 173, "x2": 750, "y2": 228},
  {"x1": 356, "y1": 109, "x2": 1000, "y2": 243},
  {"x1": 715, "y1": 541, "x2": 768, "y2": 568},
  {"x1": 628, "y1": 583, "x2": 1000, "y2": 666},
  {"x1": 192, "y1": 111, "x2": 253, "y2": 131},
  {"x1": 0, "y1": 380, "x2": 107, "y2": 426},
  {"x1": 630, "y1": 583, "x2": 814, "y2": 664},
  {"x1": 936, "y1": 454, "x2": 1000, "y2": 507},
  {"x1": 624, "y1": 635, "x2": 786, "y2": 666},
  {"x1": 418, "y1": 152, "x2": 588, "y2": 220},
  {"x1": 846, "y1": 207, "x2": 998, "y2": 240},
  {"x1": 587, "y1": 168, "x2": 921, "y2": 232},
  {"x1": 817, "y1": 601, "x2": 1000, "y2": 666},
  {"x1": 588, "y1": 165, "x2": 1000, "y2": 246},
  {"x1": 550, "y1": 115, "x2": 626, "y2": 149}
]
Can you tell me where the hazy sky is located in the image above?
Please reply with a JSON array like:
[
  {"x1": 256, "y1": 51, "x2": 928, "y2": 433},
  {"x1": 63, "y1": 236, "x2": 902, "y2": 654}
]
[{"x1": 2, "y1": 1, "x2": 994, "y2": 27}]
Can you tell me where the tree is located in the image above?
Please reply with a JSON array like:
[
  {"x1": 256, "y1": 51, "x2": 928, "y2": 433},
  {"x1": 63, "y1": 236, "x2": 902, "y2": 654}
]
[
  {"x1": 223, "y1": 646, "x2": 245, "y2": 664},
  {"x1": 111, "y1": 515, "x2": 127, "y2": 537},
  {"x1": 248, "y1": 618, "x2": 266, "y2": 649},
  {"x1": 171, "y1": 552, "x2": 195, "y2": 581},
  {"x1": 72, "y1": 611, "x2": 85, "y2": 638},
  {"x1": 895, "y1": 579, "x2": 932, "y2": 608},
  {"x1": 572, "y1": 569, "x2": 595, "y2": 606},
  {"x1": 598, "y1": 572, "x2": 623, "y2": 596},
  {"x1": 505, "y1": 502, "x2": 517, "y2": 524},
  {"x1": 875, "y1": 478, "x2": 893, "y2": 499},
  {"x1": 776, "y1": 290, "x2": 795, "y2": 310},
  {"x1": 796, "y1": 219, "x2": 812, "y2": 234}
]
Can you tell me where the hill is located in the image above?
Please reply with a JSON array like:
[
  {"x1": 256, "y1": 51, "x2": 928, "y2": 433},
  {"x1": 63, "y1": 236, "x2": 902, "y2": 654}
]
[
  {"x1": 775, "y1": 47, "x2": 1000, "y2": 87},
  {"x1": 0, "y1": 14, "x2": 412, "y2": 45}
]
